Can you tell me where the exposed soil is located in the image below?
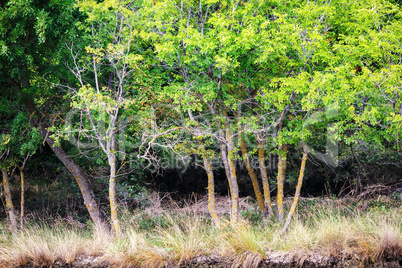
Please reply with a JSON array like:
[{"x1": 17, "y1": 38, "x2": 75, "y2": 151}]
[{"x1": 20, "y1": 252, "x2": 402, "y2": 268}]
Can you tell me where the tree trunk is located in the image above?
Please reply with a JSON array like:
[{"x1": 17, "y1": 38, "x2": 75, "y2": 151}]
[
  {"x1": 189, "y1": 108, "x2": 219, "y2": 226},
  {"x1": 216, "y1": 119, "x2": 233, "y2": 194},
  {"x1": 187, "y1": 109, "x2": 219, "y2": 226},
  {"x1": 224, "y1": 115, "x2": 240, "y2": 222},
  {"x1": 39, "y1": 124, "x2": 105, "y2": 227},
  {"x1": 108, "y1": 152, "x2": 121, "y2": 235},
  {"x1": 19, "y1": 154, "x2": 29, "y2": 229},
  {"x1": 216, "y1": 116, "x2": 239, "y2": 221},
  {"x1": 281, "y1": 145, "x2": 308, "y2": 236},
  {"x1": 108, "y1": 128, "x2": 121, "y2": 235},
  {"x1": 276, "y1": 144, "x2": 288, "y2": 222},
  {"x1": 20, "y1": 168, "x2": 25, "y2": 229},
  {"x1": 275, "y1": 91, "x2": 293, "y2": 221},
  {"x1": 202, "y1": 154, "x2": 219, "y2": 226},
  {"x1": 239, "y1": 134, "x2": 265, "y2": 214},
  {"x1": 216, "y1": 124, "x2": 233, "y2": 196},
  {"x1": 1, "y1": 169, "x2": 17, "y2": 233},
  {"x1": 256, "y1": 135, "x2": 274, "y2": 217}
]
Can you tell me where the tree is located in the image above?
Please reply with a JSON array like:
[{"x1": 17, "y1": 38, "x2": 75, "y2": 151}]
[
  {"x1": 255, "y1": 0, "x2": 402, "y2": 230},
  {"x1": 331, "y1": 0, "x2": 402, "y2": 193},
  {"x1": 0, "y1": 110, "x2": 41, "y2": 232},
  {"x1": 64, "y1": 0, "x2": 148, "y2": 234},
  {"x1": 253, "y1": 0, "x2": 337, "y2": 223},
  {"x1": 0, "y1": 0, "x2": 106, "y2": 227},
  {"x1": 141, "y1": 0, "x2": 271, "y2": 222}
]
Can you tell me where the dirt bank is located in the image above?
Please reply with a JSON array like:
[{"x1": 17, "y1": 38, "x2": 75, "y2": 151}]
[{"x1": 20, "y1": 252, "x2": 402, "y2": 268}]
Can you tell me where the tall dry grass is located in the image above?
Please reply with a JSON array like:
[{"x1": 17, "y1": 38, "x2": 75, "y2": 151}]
[
  {"x1": 219, "y1": 220, "x2": 267, "y2": 268},
  {"x1": 0, "y1": 222, "x2": 92, "y2": 267},
  {"x1": 0, "y1": 198, "x2": 400, "y2": 267}
]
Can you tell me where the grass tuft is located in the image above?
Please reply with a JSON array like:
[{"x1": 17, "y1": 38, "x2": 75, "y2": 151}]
[
  {"x1": 374, "y1": 226, "x2": 402, "y2": 261},
  {"x1": 0, "y1": 197, "x2": 400, "y2": 267},
  {"x1": 0, "y1": 222, "x2": 89, "y2": 267},
  {"x1": 154, "y1": 214, "x2": 211, "y2": 264},
  {"x1": 220, "y1": 220, "x2": 266, "y2": 267}
]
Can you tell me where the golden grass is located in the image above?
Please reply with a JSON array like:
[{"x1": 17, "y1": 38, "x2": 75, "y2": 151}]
[
  {"x1": 88, "y1": 223, "x2": 114, "y2": 255},
  {"x1": 154, "y1": 215, "x2": 211, "y2": 264},
  {"x1": 271, "y1": 219, "x2": 313, "y2": 252},
  {"x1": 0, "y1": 199, "x2": 400, "y2": 267},
  {"x1": 219, "y1": 220, "x2": 267, "y2": 268},
  {"x1": 0, "y1": 223, "x2": 90, "y2": 267},
  {"x1": 374, "y1": 227, "x2": 402, "y2": 261}
]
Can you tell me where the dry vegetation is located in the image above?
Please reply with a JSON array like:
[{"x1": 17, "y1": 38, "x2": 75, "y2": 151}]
[{"x1": 0, "y1": 195, "x2": 401, "y2": 268}]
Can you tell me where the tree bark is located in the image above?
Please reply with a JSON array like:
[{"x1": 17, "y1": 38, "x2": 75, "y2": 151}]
[
  {"x1": 20, "y1": 168, "x2": 25, "y2": 229},
  {"x1": 281, "y1": 145, "x2": 308, "y2": 236},
  {"x1": 39, "y1": 124, "x2": 105, "y2": 227},
  {"x1": 1, "y1": 168, "x2": 17, "y2": 233},
  {"x1": 108, "y1": 152, "x2": 121, "y2": 235},
  {"x1": 274, "y1": 92, "x2": 293, "y2": 221},
  {"x1": 224, "y1": 115, "x2": 240, "y2": 222},
  {"x1": 19, "y1": 154, "x2": 29, "y2": 229},
  {"x1": 256, "y1": 135, "x2": 274, "y2": 217},
  {"x1": 276, "y1": 144, "x2": 287, "y2": 222},
  {"x1": 216, "y1": 116, "x2": 239, "y2": 222},
  {"x1": 216, "y1": 122, "x2": 233, "y2": 196},
  {"x1": 107, "y1": 122, "x2": 120, "y2": 234},
  {"x1": 188, "y1": 109, "x2": 219, "y2": 226},
  {"x1": 239, "y1": 134, "x2": 265, "y2": 214}
]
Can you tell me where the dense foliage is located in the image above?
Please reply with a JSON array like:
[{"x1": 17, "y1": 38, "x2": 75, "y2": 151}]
[{"x1": 0, "y1": 0, "x2": 401, "y2": 233}]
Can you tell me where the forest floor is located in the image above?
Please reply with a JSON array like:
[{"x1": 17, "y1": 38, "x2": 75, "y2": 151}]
[{"x1": 0, "y1": 190, "x2": 401, "y2": 268}]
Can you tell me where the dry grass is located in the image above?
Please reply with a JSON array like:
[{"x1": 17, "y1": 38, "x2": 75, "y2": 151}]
[
  {"x1": 88, "y1": 223, "x2": 115, "y2": 255},
  {"x1": 374, "y1": 227, "x2": 402, "y2": 261},
  {"x1": 218, "y1": 220, "x2": 267, "y2": 268},
  {"x1": 0, "y1": 222, "x2": 90, "y2": 267},
  {"x1": 271, "y1": 220, "x2": 313, "y2": 252},
  {"x1": 101, "y1": 213, "x2": 215, "y2": 267},
  {"x1": 154, "y1": 215, "x2": 212, "y2": 264},
  {"x1": 0, "y1": 197, "x2": 400, "y2": 267}
]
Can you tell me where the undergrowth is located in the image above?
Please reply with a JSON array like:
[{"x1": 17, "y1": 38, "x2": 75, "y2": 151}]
[{"x1": 0, "y1": 197, "x2": 400, "y2": 268}]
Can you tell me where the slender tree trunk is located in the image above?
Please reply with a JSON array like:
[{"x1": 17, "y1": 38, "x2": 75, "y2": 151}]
[
  {"x1": 256, "y1": 135, "x2": 274, "y2": 217},
  {"x1": 281, "y1": 145, "x2": 308, "y2": 236},
  {"x1": 216, "y1": 121, "x2": 233, "y2": 196},
  {"x1": 20, "y1": 168, "x2": 25, "y2": 229},
  {"x1": 189, "y1": 109, "x2": 219, "y2": 226},
  {"x1": 108, "y1": 128, "x2": 121, "y2": 235},
  {"x1": 216, "y1": 129, "x2": 232, "y2": 192},
  {"x1": 216, "y1": 116, "x2": 239, "y2": 221},
  {"x1": 1, "y1": 169, "x2": 17, "y2": 233},
  {"x1": 276, "y1": 144, "x2": 288, "y2": 222},
  {"x1": 226, "y1": 140, "x2": 239, "y2": 222},
  {"x1": 239, "y1": 134, "x2": 265, "y2": 213},
  {"x1": 108, "y1": 152, "x2": 121, "y2": 235},
  {"x1": 19, "y1": 154, "x2": 29, "y2": 229},
  {"x1": 39, "y1": 124, "x2": 105, "y2": 227},
  {"x1": 224, "y1": 115, "x2": 240, "y2": 221},
  {"x1": 274, "y1": 91, "x2": 293, "y2": 221},
  {"x1": 202, "y1": 154, "x2": 219, "y2": 226}
]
